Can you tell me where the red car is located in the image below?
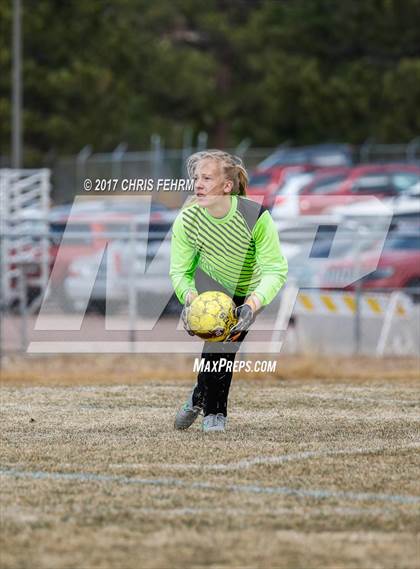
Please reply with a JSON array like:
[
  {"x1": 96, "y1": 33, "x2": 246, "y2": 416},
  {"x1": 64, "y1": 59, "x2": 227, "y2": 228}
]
[
  {"x1": 49, "y1": 202, "x2": 173, "y2": 281},
  {"x1": 299, "y1": 164, "x2": 420, "y2": 215},
  {"x1": 321, "y1": 232, "x2": 420, "y2": 300},
  {"x1": 247, "y1": 164, "x2": 318, "y2": 208}
]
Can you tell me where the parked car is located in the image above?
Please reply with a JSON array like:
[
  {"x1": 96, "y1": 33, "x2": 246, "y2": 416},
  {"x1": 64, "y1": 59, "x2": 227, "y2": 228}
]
[
  {"x1": 271, "y1": 168, "x2": 351, "y2": 219},
  {"x1": 329, "y1": 182, "x2": 420, "y2": 225},
  {"x1": 49, "y1": 203, "x2": 175, "y2": 311},
  {"x1": 258, "y1": 144, "x2": 353, "y2": 170},
  {"x1": 298, "y1": 164, "x2": 420, "y2": 215},
  {"x1": 63, "y1": 237, "x2": 180, "y2": 315},
  {"x1": 247, "y1": 165, "x2": 318, "y2": 208},
  {"x1": 246, "y1": 144, "x2": 356, "y2": 209},
  {"x1": 271, "y1": 163, "x2": 420, "y2": 217},
  {"x1": 276, "y1": 215, "x2": 370, "y2": 287},
  {"x1": 321, "y1": 231, "x2": 420, "y2": 301}
]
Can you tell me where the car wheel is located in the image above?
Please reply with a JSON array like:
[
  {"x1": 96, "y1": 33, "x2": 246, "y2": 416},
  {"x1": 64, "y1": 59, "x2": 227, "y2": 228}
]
[
  {"x1": 404, "y1": 277, "x2": 420, "y2": 303},
  {"x1": 57, "y1": 284, "x2": 77, "y2": 313},
  {"x1": 90, "y1": 299, "x2": 123, "y2": 316}
]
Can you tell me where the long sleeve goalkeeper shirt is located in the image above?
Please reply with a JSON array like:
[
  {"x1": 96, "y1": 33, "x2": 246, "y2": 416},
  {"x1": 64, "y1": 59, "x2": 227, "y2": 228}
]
[{"x1": 169, "y1": 195, "x2": 288, "y2": 306}]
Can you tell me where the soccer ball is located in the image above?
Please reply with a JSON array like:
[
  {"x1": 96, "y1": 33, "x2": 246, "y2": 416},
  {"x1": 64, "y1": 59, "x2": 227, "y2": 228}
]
[{"x1": 187, "y1": 291, "x2": 237, "y2": 342}]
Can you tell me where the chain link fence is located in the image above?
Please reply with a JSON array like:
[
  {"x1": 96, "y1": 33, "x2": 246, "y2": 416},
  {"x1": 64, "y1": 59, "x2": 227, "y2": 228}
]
[
  {"x1": 1, "y1": 143, "x2": 419, "y2": 358},
  {"x1": 1, "y1": 224, "x2": 419, "y2": 358},
  {"x1": 52, "y1": 146, "x2": 272, "y2": 206}
]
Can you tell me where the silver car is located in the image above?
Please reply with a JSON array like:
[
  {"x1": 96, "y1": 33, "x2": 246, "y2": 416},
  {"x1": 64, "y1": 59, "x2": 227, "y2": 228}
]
[{"x1": 63, "y1": 235, "x2": 180, "y2": 316}]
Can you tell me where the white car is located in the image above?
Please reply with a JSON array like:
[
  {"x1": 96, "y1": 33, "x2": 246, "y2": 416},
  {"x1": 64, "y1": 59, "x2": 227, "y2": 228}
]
[
  {"x1": 270, "y1": 173, "x2": 315, "y2": 220},
  {"x1": 328, "y1": 185, "x2": 420, "y2": 225},
  {"x1": 63, "y1": 237, "x2": 179, "y2": 315}
]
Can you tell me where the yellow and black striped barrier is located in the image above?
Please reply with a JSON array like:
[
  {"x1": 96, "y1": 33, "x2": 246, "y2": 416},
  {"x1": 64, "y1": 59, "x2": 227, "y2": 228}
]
[{"x1": 295, "y1": 291, "x2": 411, "y2": 318}]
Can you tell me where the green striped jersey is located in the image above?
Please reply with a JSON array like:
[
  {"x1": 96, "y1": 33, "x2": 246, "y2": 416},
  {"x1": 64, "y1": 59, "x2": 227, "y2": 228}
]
[{"x1": 170, "y1": 195, "x2": 288, "y2": 305}]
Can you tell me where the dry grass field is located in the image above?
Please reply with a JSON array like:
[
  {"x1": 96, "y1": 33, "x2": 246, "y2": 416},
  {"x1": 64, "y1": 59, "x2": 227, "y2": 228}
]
[{"x1": 1, "y1": 355, "x2": 419, "y2": 569}]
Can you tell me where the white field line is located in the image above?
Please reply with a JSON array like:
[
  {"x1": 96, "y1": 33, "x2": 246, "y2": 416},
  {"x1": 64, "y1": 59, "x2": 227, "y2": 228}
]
[
  {"x1": 104, "y1": 505, "x2": 394, "y2": 517},
  {"x1": 1, "y1": 385, "x2": 181, "y2": 394},
  {"x1": 4, "y1": 444, "x2": 418, "y2": 474},
  {"x1": 2, "y1": 393, "x2": 418, "y2": 407},
  {"x1": 1, "y1": 468, "x2": 419, "y2": 506},
  {"x1": 0, "y1": 504, "x2": 397, "y2": 519},
  {"x1": 3, "y1": 402, "x2": 418, "y2": 414},
  {"x1": 4, "y1": 383, "x2": 419, "y2": 393},
  {"x1": 106, "y1": 443, "x2": 420, "y2": 472},
  {"x1": 299, "y1": 394, "x2": 420, "y2": 406}
]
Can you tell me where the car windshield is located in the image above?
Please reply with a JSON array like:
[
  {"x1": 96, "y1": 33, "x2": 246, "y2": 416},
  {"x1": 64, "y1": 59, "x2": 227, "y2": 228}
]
[
  {"x1": 50, "y1": 222, "x2": 92, "y2": 245},
  {"x1": 278, "y1": 174, "x2": 314, "y2": 195},
  {"x1": 351, "y1": 175, "x2": 398, "y2": 195},
  {"x1": 305, "y1": 174, "x2": 348, "y2": 194},
  {"x1": 311, "y1": 153, "x2": 350, "y2": 167},
  {"x1": 383, "y1": 235, "x2": 420, "y2": 250},
  {"x1": 259, "y1": 146, "x2": 351, "y2": 169},
  {"x1": 392, "y1": 173, "x2": 419, "y2": 191},
  {"x1": 258, "y1": 151, "x2": 305, "y2": 169},
  {"x1": 248, "y1": 173, "x2": 272, "y2": 187}
]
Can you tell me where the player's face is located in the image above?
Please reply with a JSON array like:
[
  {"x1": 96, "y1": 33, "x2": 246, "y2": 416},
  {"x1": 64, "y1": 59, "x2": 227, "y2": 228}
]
[{"x1": 193, "y1": 159, "x2": 232, "y2": 207}]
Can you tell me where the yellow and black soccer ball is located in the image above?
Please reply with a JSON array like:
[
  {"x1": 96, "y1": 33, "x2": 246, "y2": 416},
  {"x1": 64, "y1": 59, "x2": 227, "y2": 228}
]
[{"x1": 187, "y1": 291, "x2": 237, "y2": 342}]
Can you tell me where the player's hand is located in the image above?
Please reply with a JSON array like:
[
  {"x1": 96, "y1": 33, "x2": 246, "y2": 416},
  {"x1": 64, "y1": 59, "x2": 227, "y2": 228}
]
[
  {"x1": 181, "y1": 291, "x2": 197, "y2": 336},
  {"x1": 225, "y1": 303, "x2": 255, "y2": 342}
]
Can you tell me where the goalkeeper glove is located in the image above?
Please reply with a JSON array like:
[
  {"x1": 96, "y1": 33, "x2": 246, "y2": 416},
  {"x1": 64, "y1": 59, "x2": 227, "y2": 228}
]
[
  {"x1": 225, "y1": 303, "x2": 255, "y2": 342},
  {"x1": 181, "y1": 291, "x2": 197, "y2": 336}
]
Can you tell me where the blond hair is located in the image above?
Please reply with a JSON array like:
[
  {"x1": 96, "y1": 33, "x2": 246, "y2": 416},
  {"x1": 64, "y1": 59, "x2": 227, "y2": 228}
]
[{"x1": 186, "y1": 149, "x2": 249, "y2": 196}]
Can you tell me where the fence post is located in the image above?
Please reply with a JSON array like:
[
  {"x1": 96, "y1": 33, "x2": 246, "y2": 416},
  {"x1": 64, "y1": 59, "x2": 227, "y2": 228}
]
[
  {"x1": 128, "y1": 221, "x2": 137, "y2": 351},
  {"x1": 18, "y1": 265, "x2": 28, "y2": 352},
  {"x1": 0, "y1": 232, "x2": 3, "y2": 363},
  {"x1": 111, "y1": 142, "x2": 127, "y2": 180},
  {"x1": 269, "y1": 278, "x2": 299, "y2": 353},
  {"x1": 181, "y1": 128, "x2": 193, "y2": 177},
  {"x1": 376, "y1": 291, "x2": 397, "y2": 356},
  {"x1": 151, "y1": 134, "x2": 163, "y2": 182},
  {"x1": 353, "y1": 223, "x2": 368, "y2": 355},
  {"x1": 76, "y1": 145, "x2": 92, "y2": 191},
  {"x1": 359, "y1": 138, "x2": 374, "y2": 163},
  {"x1": 407, "y1": 137, "x2": 420, "y2": 162},
  {"x1": 38, "y1": 169, "x2": 50, "y2": 312},
  {"x1": 196, "y1": 131, "x2": 208, "y2": 151},
  {"x1": 353, "y1": 222, "x2": 369, "y2": 354},
  {"x1": 354, "y1": 281, "x2": 362, "y2": 355},
  {"x1": 235, "y1": 138, "x2": 252, "y2": 158}
]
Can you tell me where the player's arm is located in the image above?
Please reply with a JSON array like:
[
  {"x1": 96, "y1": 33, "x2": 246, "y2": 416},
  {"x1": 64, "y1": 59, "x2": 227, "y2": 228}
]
[
  {"x1": 249, "y1": 210, "x2": 288, "y2": 307},
  {"x1": 169, "y1": 213, "x2": 199, "y2": 305},
  {"x1": 226, "y1": 211, "x2": 288, "y2": 341}
]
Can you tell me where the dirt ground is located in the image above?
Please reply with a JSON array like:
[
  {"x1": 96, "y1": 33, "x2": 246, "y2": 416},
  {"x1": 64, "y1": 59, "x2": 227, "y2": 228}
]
[
  {"x1": 1, "y1": 354, "x2": 419, "y2": 385},
  {"x1": 0, "y1": 356, "x2": 419, "y2": 569}
]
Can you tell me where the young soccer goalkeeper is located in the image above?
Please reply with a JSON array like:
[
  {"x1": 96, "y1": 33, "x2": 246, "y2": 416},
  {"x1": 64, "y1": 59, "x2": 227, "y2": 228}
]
[{"x1": 170, "y1": 149, "x2": 288, "y2": 432}]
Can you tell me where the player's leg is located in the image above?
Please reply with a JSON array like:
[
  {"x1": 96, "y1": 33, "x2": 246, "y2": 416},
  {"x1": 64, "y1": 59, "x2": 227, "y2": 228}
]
[
  {"x1": 174, "y1": 388, "x2": 203, "y2": 430},
  {"x1": 178, "y1": 329, "x2": 247, "y2": 431},
  {"x1": 195, "y1": 270, "x2": 245, "y2": 427},
  {"x1": 174, "y1": 268, "x2": 246, "y2": 431},
  {"x1": 174, "y1": 270, "x2": 219, "y2": 429},
  {"x1": 201, "y1": 329, "x2": 247, "y2": 432}
]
